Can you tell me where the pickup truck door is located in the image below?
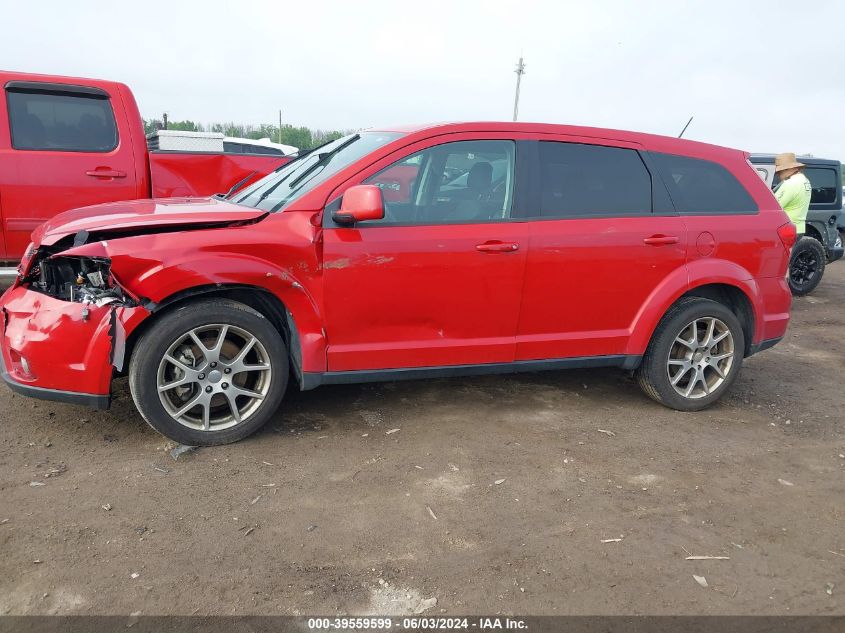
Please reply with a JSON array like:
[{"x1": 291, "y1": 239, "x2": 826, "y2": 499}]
[{"x1": 0, "y1": 79, "x2": 139, "y2": 260}]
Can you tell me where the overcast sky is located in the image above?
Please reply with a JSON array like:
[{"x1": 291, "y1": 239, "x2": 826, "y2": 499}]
[{"x1": 3, "y1": 0, "x2": 843, "y2": 158}]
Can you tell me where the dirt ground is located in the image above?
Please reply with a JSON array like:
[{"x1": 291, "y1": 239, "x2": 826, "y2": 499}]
[{"x1": 1, "y1": 264, "x2": 843, "y2": 617}]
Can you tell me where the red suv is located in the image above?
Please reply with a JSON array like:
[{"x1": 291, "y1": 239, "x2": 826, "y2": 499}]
[{"x1": 0, "y1": 122, "x2": 795, "y2": 445}]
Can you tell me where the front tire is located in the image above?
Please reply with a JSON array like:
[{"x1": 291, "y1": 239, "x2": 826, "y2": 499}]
[
  {"x1": 636, "y1": 297, "x2": 744, "y2": 411},
  {"x1": 788, "y1": 236, "x2": 825, "y2": 296},
  {"x1": 129, "y1": 299, "x2": 288, "y2": 446}
]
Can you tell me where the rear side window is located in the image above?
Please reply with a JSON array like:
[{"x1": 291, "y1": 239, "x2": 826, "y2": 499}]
[
  {"x1": 653, "y1": 153, "x2": 757, "y2": 214},
  {"x1": 803, "y1": 167, "x2": 838, "y2": 204},
  {"x1": 6, "y1": 89, "x2": 118, "y2": 152},
  {"x1": 535, "y1": 142, "x2": 652, "y2": 217}
]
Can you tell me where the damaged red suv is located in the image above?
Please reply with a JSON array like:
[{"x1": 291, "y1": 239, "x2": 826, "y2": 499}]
[{"x1": 0, "y1": 123, "x2": 795, "y2": 445}]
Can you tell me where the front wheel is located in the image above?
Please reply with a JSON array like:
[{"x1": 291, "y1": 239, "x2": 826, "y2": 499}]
[
  {"x1": 636, "y1": 297, "x2": 744, "y2": 411},
  {"x1": 788, "y1": 236, "x2": 825, "y2": 296},
  {"x1": 129, "y1": 299, "x2": 288, "y2": 446}
]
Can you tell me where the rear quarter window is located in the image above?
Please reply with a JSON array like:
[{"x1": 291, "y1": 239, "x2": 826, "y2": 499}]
[
  {"x1": 6, "y1": 88, "x2": 118, "y2": 152},
  {"x1": 652, "y1": 153, "x2": 758, "y2": 214}
]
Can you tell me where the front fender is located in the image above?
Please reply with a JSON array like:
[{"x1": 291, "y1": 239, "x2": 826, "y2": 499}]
[
  {"x1": 123, "y1": 256, "x2": 326, "y2": 373},
  {"x1": 61, "y1": 223, "x2": 328, "y2": 373}
]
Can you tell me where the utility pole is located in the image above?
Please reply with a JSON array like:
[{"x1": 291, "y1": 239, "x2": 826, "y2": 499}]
[
  {"x1": 512, "y1": 56, "x2": 526, "y2": 122},
  {"x1": 278, "y1": 110, "x2": 282, "y2": 144}
]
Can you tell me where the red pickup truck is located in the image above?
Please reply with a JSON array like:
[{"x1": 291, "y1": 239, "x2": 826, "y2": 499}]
[{"x1": 0, "y1": 71, "x2": 288, "y2": 275}]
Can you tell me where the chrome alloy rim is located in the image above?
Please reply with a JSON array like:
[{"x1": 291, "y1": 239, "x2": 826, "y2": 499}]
[
  {"x1": 156, "y1": 324, "x2": 272, "y2": 431},
  {"x1": 667, "y1": 317, "x2": 734, "y2": 399}
]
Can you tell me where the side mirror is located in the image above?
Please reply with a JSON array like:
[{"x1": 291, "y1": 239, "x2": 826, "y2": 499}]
[{"x1": 333, "y1": 185, "x2": 385, "y2": 225}]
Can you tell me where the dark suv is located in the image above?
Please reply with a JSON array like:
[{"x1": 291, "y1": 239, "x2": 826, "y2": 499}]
[{"x1": 750, "y1": 155, "x2": 843, "y2": 294}]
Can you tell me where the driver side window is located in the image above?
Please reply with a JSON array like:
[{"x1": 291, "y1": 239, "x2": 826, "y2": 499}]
[{"x1": 365, "y1": 140, "x2": 515, "y2": 225}]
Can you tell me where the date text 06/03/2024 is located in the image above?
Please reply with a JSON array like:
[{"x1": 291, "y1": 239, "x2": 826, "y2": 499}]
[{"x1": 306, "y1": 617, "x2": 528, "y2": 630}]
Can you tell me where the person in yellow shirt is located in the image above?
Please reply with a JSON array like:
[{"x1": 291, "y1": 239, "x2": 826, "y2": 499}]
[{"x1": 773, "y1": 152, "x2": 812, "y2": 235}]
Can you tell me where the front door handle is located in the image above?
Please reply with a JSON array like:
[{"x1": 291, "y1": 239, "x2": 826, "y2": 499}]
[
  {"x1": 476, "y1": 241, "x2": 519, "y2": 253},
  {"x1": 86, "y1": 168, "x2": 127, "y2": 179},
  {"x1": 643, "y1": 235, "x2": 679, "y2": 246}
]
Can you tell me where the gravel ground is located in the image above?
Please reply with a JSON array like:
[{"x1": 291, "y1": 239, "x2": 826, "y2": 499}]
[{"x1": 1, "y1": 264, "x2": 843, "y2": 616}]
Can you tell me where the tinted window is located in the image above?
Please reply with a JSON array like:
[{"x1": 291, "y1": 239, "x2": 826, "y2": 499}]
[
  {"x1": 365, "y1": 140, "x2": 515, "y2": 224},
  {"x1": 535, "y1": 142, "x2": 652, "y2": 217},
  {"x1": 803, "y1": 167, "x2": 837, "y2": 204},
  {"x1": 653, "y1": 153, "x2": 757, "y2": 214},
  {"x1": 247, "y1": 145, "x2": 284, "y2": 155},
  {"x1": 224, "y1": 142, "x2": 284, "y2": 156},
  {"x1": 7, "y1": 89, "x2": 117, "y2": 152}
]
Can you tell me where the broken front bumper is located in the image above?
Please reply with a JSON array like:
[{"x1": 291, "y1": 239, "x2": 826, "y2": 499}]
[{"x1": 0, "y1": 285, "x2": 147, "y2": 409}]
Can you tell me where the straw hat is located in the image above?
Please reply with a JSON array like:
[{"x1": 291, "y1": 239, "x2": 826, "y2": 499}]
[{"x1": 774, "y1": 152, "x2": 805, "y2": 172}]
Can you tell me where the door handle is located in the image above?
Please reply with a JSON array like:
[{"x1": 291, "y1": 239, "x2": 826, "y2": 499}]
[
  {"x1": 476, "y1": 241, "x2": 519, "y2": 253},
  {"x1": 643, "y1": 235, "x2": 679, "y2": 246},
  {"x1": 86, "y1": 169, "x2": 127, "y2": 179}
]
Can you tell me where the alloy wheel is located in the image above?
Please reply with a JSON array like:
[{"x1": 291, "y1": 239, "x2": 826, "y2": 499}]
[
  {"x1": 666, "y1": 317, "x2": 735, "y2": 399},
  {"x1": 156, "y1": 324, "x2": 272, "y2": 431}
]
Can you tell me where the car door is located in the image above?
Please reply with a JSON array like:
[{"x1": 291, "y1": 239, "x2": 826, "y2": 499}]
[
  {"x1": 0, "y1": 80, "x2": 138, "y2": 259},
  {"x1": 321, "y1": 136, "x2": 528, "y2": 372},
  {"x1": 515, "y1": 138, "x2": 687, "y2": 360}
]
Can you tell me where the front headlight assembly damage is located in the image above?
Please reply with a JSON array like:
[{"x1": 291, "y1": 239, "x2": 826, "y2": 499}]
[
  {"x1": 25, "y1": 253, "x2": 134, "y2": 310},
  {"x1": 18, "y1": 249, "x2": 146, "y2": 374}
]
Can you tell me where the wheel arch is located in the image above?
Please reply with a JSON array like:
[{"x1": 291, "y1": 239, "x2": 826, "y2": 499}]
[
  {"x1": 679, "y1": 283, "x2": 755, "y2": 357},
  {"x1": 626, "y1": 261, "x2": 762, "y2": 359},
  {"x1": 804, "y1": 221, "x2": 824, "y2": 244},
  {"x1": 123, "y1": 283, "x2": 319, "y2": 389}
]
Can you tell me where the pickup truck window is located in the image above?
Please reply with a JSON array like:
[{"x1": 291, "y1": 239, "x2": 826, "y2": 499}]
[
  {"x1": 6, "y1": 88, "x2": 117, "y2": 152},
  {"x1": 232, "y1": 132, "x2": 401, "y2": 212}
]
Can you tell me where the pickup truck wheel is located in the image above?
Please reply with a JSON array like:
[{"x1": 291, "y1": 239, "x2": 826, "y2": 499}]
[
  {"x1": 788, "y1": 237, "x2": 825, "y2": 296},
  {"x1": 129, "y1": 299, "x2": 288, "y2": 446},
  {"x1": 635, "y1": 297, "x2": 744, "y2": 411}
]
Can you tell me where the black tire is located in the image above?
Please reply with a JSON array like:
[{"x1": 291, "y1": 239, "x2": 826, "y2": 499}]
[
  {"x1": 788, "y1": 236, "x2": 825, "y2": 296},
  {"x1": 635, "y1": 297, "x2": 745, "y2": 411},
  {"x1": 129, "y1": 298, "x2": 288, "y2": 446}
]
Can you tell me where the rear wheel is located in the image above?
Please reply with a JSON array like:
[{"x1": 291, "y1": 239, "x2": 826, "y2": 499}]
[
  {"x1": 788, "y1": 236, "x2": 825, "y2": 296},
  {"x1": 129, "y1": 299, "x2": 288, "y2": 446},
  {"x1": 636, "y1": 297, "x2": 744, "y2": 411}
]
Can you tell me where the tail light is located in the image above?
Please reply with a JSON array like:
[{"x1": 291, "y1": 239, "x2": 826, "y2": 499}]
[{"x1": 777, "y1": 222, "x2": 797, "y2": 252}]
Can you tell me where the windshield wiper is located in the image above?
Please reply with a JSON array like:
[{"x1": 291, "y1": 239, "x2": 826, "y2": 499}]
[
  {"x1": 239, "y1": 139, "x2": 338, "y2": 207},
  {"x1": 215, "y1": 171, "x2": 257, "y2": 199},
  {"x1": 284, "y1": 134, "x2": 360, "y2": 191}
]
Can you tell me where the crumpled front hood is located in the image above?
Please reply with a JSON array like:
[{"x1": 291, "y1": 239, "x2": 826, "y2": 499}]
[{"x1": 32, "y1": 197, "x2": 267, "y2": 247}]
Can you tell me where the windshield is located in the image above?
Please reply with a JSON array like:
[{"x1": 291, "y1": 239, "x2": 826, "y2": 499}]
[{"x1": 231, "y1": 131, "x2": 402, "y2": 212}]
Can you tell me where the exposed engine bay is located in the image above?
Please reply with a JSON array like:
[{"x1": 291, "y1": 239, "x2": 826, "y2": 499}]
[{"x1": 24, "y1": 252, "x2": 134, "y2": 308}]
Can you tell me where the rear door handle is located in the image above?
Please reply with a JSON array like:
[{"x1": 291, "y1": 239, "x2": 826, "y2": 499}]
[
  {"x1": 476, "y1": 241, "x2": 519, "y2": 253},
  {"x1": 643, "y1": 235, "x2": 679, "y2": 246},
  {"x1": 86, "y1": 168, "x2": 127, "y2": 179}
]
